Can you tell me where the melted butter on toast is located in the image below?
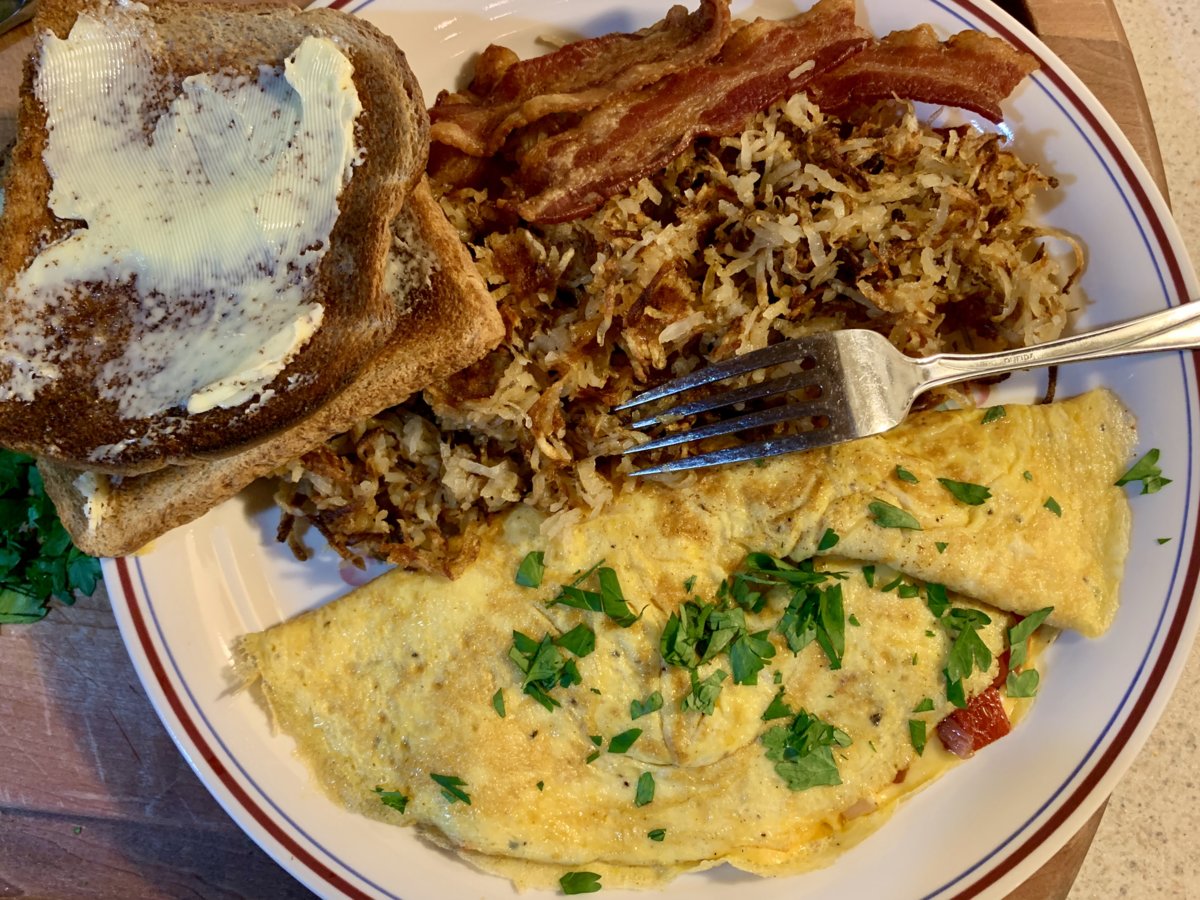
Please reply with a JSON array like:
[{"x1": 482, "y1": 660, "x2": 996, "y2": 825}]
[{"x1": 4, "y1": 7, "x2": 362, "y2": 418}]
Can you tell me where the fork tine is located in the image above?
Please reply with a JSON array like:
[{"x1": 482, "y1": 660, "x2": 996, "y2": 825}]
[
  {"x1": 614, "y1": 338, "x2": 815, "y2": 412},
  {"x1": 629, "y1": 428, "x2": 840, "y2": 476},
  {"x1": 630, "y1": 369, "x2": 823, "y2": 429},
  {"x1": 623, "y1": 399, "x2": 832, "y2": 456}
]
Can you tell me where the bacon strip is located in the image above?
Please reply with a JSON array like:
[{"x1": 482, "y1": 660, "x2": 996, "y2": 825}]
[
  {"x1": 514, "y1": 0, "x2": 871, "y2": 224},
  {"x1": 429, "y1": 0, "x2": 733, "y2": 157},
  {"x1": 806, "y1": 26, "x2": 1038, "y2": 123}
]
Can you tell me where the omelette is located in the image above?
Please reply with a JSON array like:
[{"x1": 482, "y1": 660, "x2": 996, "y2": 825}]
[{"x1": 238, "y1": 390, "x2": 1136, "y2": 890}]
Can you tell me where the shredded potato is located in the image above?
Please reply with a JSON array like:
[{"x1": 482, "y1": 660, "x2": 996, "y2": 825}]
[{"x1": 274, "y1": 96, "x2": 1082, "y2": 576}]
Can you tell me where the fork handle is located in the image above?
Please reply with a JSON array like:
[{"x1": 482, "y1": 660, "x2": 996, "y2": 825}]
[{"x1": 916, "y1": 300, "x2": 1200, "y2": 389}]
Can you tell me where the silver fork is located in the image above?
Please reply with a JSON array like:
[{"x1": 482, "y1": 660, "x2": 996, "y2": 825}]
[{"x1": 618, "y1": 300, "x2": 1200, "y2": 476}]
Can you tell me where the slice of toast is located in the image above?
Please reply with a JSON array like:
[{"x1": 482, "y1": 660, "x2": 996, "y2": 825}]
[
  {"x1": 0, "y1": 0, "x2": 428, "y2": 473},
  {"x1": 38, "y1": 178, "x2": 504, "y2": 558}
]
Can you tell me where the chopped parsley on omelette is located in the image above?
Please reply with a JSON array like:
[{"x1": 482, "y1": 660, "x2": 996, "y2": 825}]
[{"x1": 238, "y1": 390, "x2": 1135, "y2": 890}]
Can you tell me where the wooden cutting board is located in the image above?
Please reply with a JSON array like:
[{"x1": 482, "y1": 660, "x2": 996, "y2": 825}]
[{"x1": 0, "y1": 1, "x2": 1171, "y2": 897}]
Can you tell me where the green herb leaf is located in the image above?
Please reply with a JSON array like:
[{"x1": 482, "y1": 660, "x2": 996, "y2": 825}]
[
  {"x1": 547, "y1": 561, "x2": 605, "y2": 610},
  {"x1": 738, "y1": 553, "x2": 835, "y2": 588},
  {"x1": 66, "y1": 548, "x2": 99, "y2": 596},
  {"x1": 597, "y1": 567, "x2": 641, "y2": 627},
  {"x1": 938, "y1": 478, "x2": 992, "y2": 506},
  {"x1": 761, "y1": 708, "x2": 851, "y2": 791},
  {"x1": 868, "y1": 499, "x2": 922, "y2": 530},
  {"x1": 897, "y1": 583, "x2": 920, "y2": 599},
  {"x1": 492, "y1": 689, "x2": 506, "y2": 718},
  {"x1": 630, "y1": 691, "x2": 663, "y2": 720},
  {"x1": 981, "y1": 406, "x2": 1006, "y2": 425},
  {"x1": 1115, "y1": 449, "x2": 1172, "y2": 494},
  {"x1": 1043, "y1": 496, "x2": 1062, "y2": 517},
  {"x1": 647, "y1": 828, "x2": 666, "y2": 842},
  {"x1": 0, "y1": 588, "x2": 48, "y2": 624},
  {"x1": 925, "y1": 583, "x2": 949, "y2": 618},
  {"x1": 683, "y1": 575, "x2": 697, "y2": 593},
  {"x1": 515, "y1": 551, "x2": 545, "y2": 588},
  {"x1": 1006, "y1": 669, "x2": 1040, "y2": 698},
  {"x1": 895, "y1": 465, "x2": 919, "y2": 484},
  {"x1": 661, "y1": 602, "x2": 743, "y2": 669},
  {"x1": 913, "y1": 697, "x2": 934, "y2": 713},
  {"x1": 537, "y1": 781, "x2": 545, "y2": 791},
  {"x1": 1008, "y1": 606, "x2": 1053, "y2": 668},
  {"x1": 373, "y1": 787, "x2": 408, "y2": 813},
  {"x1": 0, "y1": 451, "x2": 100, "y2": 623},
  {"x1": 1023, "y1": 470, "x2": 1033, "y2": 481},
  {"x1": 549, "y1": 585, "x2": 602, "y2": 613},
  {"x1": 935, "y1": 541, "x2": 948, "y2": 554},
  {"x1": 554, "y1": 623, "x2": 596, "y2": 658},
  {"x1": 1158, "y1": 537, "x2": 1172, "y2": 545},
  {"x1": 945, "y1": 677, "x2": 966, "y2": 709},
  {"x1": 848, "y1": 614, "x2": 861, "y2": 627},
  {"x1": 682, "y1": 669, "x2": 727, "y2": 715},
  {"x1": 590, "y1": 735, "x2": 603, "y2": 746},
  {"x1": 549, "y1": 563, "x2": 641, "y2": 628},
  {"x1": 634, "y1": 772, "x2": 655, "y2": 807},
  {"x1": 585, "y1": 750, "x2": 600, "y2": 764},
  {"x1": 608, "y1": 728, "x2": 642, "y2": 754},
  {"x1": 862, "y1": 565, "x2": 875, "y2": 588},
  {"x1": 430, "y1": 774, "x2": 471, "y2": 805},
  {"x1": 729, "y1": 629, "x2": 776, "y2": 685},
  {"x1": 817, "y1": 528, "x2": 840, "y2": 551},
  {"x1": 908, "y1": 719, "x2": 927, "y2": 755},
  {"x1": 776, "y1": 582, "x2": 844, "y2": 670},
  {"x1": 942, "y1": 608, "x2": 994, "y2": 708},
  {"x1": 761, "y1": 687, "x2": 794, "y2": 721},
  {"x1": 508, "y1": 630, "x2": 584, "y2": 710},
  {"x1": 560, "y1": 871, "x2": 602, "y2": 894}
]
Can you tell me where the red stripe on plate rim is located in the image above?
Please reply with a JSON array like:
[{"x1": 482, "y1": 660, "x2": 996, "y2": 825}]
[
  {"x1": 106, "y1": 2, "x2": 1200, "y2": 898},
  {"x1": 114, "y1": 557, "x2": 375, "y2": 900},
  {"x1": 943, "y1": 2, "x2": 1199, "y2": 893}
]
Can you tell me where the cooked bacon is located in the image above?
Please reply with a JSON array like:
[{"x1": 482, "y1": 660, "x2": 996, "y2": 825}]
[
  {"x1": 514, "y1": 0, "x2": 871, "y2": 224},
  {"x1": 936, "y1": 686, "x2": 1012, "y2": 759},
  {"x1": 807, "y1": 26, "x2": 1038, "y2": 123},
  {"x1": 429, "y1": 0, "x2": 732, "y2": 157}
]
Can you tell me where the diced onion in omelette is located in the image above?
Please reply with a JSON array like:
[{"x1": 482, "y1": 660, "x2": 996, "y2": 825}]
[{"x1": 237, "y1": 390, "x2": 1134, "y2": 886}]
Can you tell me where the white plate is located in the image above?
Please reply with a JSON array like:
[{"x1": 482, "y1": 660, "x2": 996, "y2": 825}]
[{"x1": 104, "y1": 1, "x2": 1200, "y2": 897}]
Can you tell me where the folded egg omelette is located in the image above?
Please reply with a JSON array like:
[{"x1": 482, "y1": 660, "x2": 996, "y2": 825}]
[{"x1": 238, "y1": 389, "x2": 1136, "y2": 889}]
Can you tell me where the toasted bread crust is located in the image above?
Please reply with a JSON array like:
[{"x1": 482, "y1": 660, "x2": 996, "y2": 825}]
[
  {"x1": 39, "y1": 179, "x2": 504, "y2": 557},
  {"x1": 0, "y1": 0, "x2": 429, "y2": 473}
]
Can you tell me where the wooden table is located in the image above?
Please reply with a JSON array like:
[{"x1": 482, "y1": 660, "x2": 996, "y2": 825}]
[{"x1": 0, "y1": 0, "x2": 1173, "y2": 896}]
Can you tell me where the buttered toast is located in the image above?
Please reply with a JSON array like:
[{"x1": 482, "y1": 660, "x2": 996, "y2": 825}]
[
  {"x1": 38, "y1": 178, "x2": 504, "y2": 558},
  {"x1": 0, "y1": 0, "x2": 429, "y2": 473}
]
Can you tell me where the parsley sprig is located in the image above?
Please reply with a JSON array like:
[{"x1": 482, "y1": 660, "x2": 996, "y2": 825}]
[
  {"x1": 940, "y1": 607, "x2": 993, "y2": 708},
  {"x1": 372, "y1": 787, "x2": 408, "y2": 813},
  {"x1": 508, "y1": 625, "x2": 595, "y2": 710},
  {"x1": 0, "y1": 451, "x2": 100, "y2": 624},
  {"x1": 547, "y1": 563, "x2": 641, "y2": 627},
  {"x1": 1116, "y1": 449, "x2": 1171, "y2": 494},
  {"x1": 682, "y1": 669, "x2": 727, "y2": 714},
  {"x1": 660, "y1": 554, "x2": 848, "y2": 714},
  {"x1": 761, "y1": 708, "x2": 852, "y2": 791},
  {"x1": 1004, "y1": 606, "x2": 1054, "y2": 699},
  {"x1": 735, "y1": 554, "x2": 846, "y2": 669}
]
